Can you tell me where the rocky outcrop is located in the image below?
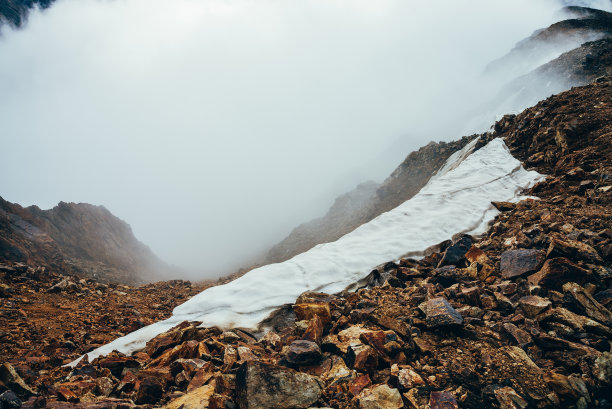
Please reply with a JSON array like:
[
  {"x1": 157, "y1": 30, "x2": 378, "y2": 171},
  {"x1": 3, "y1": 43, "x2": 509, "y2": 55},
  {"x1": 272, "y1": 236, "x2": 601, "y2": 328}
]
[
  {"x1": 265, "y1": 136, "x2": 474, "y2": 264},
  {"x1": 0, "y1": 198, "x2": 168, "y2": 284}
]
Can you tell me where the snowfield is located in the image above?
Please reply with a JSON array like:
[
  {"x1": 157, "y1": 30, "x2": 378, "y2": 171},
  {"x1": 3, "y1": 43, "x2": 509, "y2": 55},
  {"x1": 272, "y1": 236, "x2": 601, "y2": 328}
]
[{"x1": 72, "y1": 138, "x2": 543, "y2": 365}]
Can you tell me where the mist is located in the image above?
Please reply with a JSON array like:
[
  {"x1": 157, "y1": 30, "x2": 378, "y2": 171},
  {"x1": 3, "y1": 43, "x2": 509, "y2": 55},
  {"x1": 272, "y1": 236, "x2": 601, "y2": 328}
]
[{"x1": 0, "y1": 0, "x2": 596, "y2": 279}]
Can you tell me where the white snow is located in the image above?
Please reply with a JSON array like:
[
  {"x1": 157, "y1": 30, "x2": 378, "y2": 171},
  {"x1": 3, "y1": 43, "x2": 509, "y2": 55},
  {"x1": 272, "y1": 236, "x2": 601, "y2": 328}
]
[{"x1": 71, "y1": 138, "x2": 542, "y2": 366}]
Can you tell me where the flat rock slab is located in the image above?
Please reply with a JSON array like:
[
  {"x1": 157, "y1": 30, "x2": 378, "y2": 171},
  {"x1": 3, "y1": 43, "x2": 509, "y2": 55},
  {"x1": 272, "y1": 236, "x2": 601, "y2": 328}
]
[
  {"x1": 426, "y1": 297, "x2": 463, "y2": 327},
  {"x1": 500, "y1": 249, "x2": 546, "y2": 278}
]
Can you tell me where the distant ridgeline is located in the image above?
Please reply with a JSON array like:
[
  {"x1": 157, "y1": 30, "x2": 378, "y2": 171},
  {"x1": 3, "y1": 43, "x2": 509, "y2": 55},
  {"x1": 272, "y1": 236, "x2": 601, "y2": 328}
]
[{"x1": 0, "y1": 0, "x2": 56, "y2": 28}]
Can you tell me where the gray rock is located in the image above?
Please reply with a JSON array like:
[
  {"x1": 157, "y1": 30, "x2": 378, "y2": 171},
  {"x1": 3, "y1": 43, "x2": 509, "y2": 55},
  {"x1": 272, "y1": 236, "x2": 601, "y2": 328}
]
[
  {"x1": 236, "y1": 361, "x2": 322, "y2": 409},
  {"x1": 500, "y1": 249, "x2": 546, "y2": 278}
]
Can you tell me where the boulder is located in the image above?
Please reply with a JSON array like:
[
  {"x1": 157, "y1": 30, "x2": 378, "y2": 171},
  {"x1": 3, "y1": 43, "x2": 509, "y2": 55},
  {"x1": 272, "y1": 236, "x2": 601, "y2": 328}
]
[
  {"x1": 285, "y1": 340, "x2": 322, "y2": 366},
  {"x1": 438, "y1": 235, "x2": 473, "y2": 267},
  {"x1": 357, "y1": 384, "x2": 403, "y2": 409},
  {"x1": 0, "y1": 363, "x2": 36, "y2": 397},
  {"x1": 518, "y1": 296, "x2": 551, "y2": 318},
  {"x1": 429, "y1": 391, "x2": 458, "y2": 409},
  {"x1": 500, "y1": 249, "x2": 546, "y2": 279},
  {"x1": 494, "y1": 386, "x2": 528, "y2": 409},
  {"x1": 426, "y1": 297, "x2": 463, "y2": 327},
  {"x1": 0, "y1": 391, "x2": 21, "y2": 409},
  {"x1": 293, "y1": 303, "x2": 332, "y2": 324},
  {"x1": 562, "y1": 282, "x2": 612, "y2": 326},
  {"x1": 527, "y1": 258, "x2": 589, "y2": 290},
  {"x1": 236, "y1": 361, "x2": 322, "y2": 409},
  {"x1": 164, "y1": 384, "x2": 215, "y2": 409},
  {"x1": 547, "y1": 237, "x2": 602, "y2": 263}
]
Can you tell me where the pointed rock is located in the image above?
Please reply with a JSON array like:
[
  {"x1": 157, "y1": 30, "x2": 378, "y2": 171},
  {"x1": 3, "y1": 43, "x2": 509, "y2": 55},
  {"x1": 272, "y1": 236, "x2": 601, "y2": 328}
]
[
  {"x1": 426, "y1": 297, "x2": 463, "y2": 327},
  {"x1": 527, "y1": 258, "x2": 589, "y2": 291},
  {"x1": 562, "y1": 282, "x2": 612, "y2": 326}
]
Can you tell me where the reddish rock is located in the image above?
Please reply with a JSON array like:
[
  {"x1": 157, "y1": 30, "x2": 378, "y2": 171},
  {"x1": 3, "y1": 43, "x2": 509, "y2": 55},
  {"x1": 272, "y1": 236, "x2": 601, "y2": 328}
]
[
  {"x1": 293, "y1": 302, "x2": 332, "y2": 324},
  {"x1": 527, "y1": 258, "x2": 589, "y2": 290},
  {"x1": 429, "y1": 391, "x2": 458, "y2": 409},
  {"x1": 518, "y1": 295, "x2": 552, "y2": 318},
  {"x1": 349, "y1": 374, "x2": 372, "y2": 397},
  {"x1": 302, "y1": 314, "x2": 324, "y2": 344},
  {"x1": 135, "y1": 376, "x2": 164, "y2": 405},
  {"x1": 547, "y1": 237, "x2": 603, "y2": 263}
]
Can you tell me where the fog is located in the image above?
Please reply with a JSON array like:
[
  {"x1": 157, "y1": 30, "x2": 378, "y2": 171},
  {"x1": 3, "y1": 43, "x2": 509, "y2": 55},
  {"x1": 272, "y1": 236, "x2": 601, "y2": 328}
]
[{"x1": 0, "y1": 0, "x2": 597, "y2": 279}]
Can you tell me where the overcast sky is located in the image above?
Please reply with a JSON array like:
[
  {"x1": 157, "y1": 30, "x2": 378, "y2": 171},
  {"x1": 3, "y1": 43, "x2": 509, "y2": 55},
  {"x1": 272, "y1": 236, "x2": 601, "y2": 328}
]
[{"x1": 0, "y1": 0, "x2": 585, "y2": 278}]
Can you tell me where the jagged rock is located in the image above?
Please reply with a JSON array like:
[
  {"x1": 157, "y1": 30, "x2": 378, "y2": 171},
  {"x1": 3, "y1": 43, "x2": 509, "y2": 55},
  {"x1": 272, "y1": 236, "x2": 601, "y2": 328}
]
[
  {"x1": 562, "y1": 282, "x2": 612, "y2": 325},
  {"x1": 348, "y1": 374, "x2": 372, "y2": 397},
  {"x1": 236, "y1": 361, "x2": 322, "y2": 409},
  {"x1": 494, "y1": 386, "x2": 528, "y2": 409},
  {"x1": 0, "y1": 363, "x2": 35, "y2": 397},
  {"x1": 302, "y1": 315, "x2": 324, "y2": 344},
  {"x1": 518, "y1": 295, "x2": 551, "y2": 318},
  {"x1": 397, "y1": 367, "x2": 425, "y2": 390},
  {"x1": 461, "y1": 286, "x2": 481, "y2": 306},
  {"x1": 135, "y1": 376, "x2": 164, "y2": 405},
  {"x1": 47, "y1": 279, "x2": 78, "y2": 293},
  {"x1": 346, "y1": 344, "x2": 379, "y2": 374},
  {"x1": 293, "y1": 303, "x2": 332, "y2": 324},
  {"x1": 539, "y1": 307, "x2": 612, "y2": 336},
  {"x1": 500, "y1": 249, "x2": 546, "y2": 278},
  {"x1": 493, "y1": 347, "x2": 553, "y2": 401},
  {"x1": 527, "y1": 258, "x2": 589, "y2": 290},
  {"x1": 594, "y1": 352, "x2": 612, "y2": 383},
  {"x1": 357, "y1": 384, "x2": 403, "y2": 409},
  {"x1": 285, "y1": 340, "x2": 322, "y2": 366},
  {"x1": 323, "y1": 356, "x2": 356, "y2": 386},
  {"x1": 438, "y1": 234, "x2": 473, "y2": 267},
  {"x1": 503, "y1": 323, "x2": 533, "y2": 347},
  {"x1": 164, "y1": 384, "x2": 215, "y2": 409},
  {"x1": 426, "y1": 297, "x2": 463, "y2": 327},
  {"x1": 0, "y1": 391, "x2": 21, "y2": 409},
  {"x1": 547, "y1": 237, "x2": 603, "y2": 263},
  {"x1": 259, "y1": 331, "x2": 282, "y2": 351},
  {"x1": 429, "y1": 391, "x2": 458, "y2": 409},
  {"x1": 492, "y1": 201, "x2": 517, "y2": 211}
]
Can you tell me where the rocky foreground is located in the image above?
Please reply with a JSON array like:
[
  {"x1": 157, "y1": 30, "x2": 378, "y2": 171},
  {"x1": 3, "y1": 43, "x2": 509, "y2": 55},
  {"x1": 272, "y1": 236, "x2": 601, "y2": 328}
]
[{"x1": 1, "y1": 79, "x2": 611, "y2": 409}]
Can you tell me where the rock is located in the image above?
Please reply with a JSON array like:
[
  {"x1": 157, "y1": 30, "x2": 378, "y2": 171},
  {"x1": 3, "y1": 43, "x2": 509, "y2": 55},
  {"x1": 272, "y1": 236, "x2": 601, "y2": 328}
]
[
  {"x1": 259, "y1": 331, "x2": 282, "y2": 351},
  {"x1": 0, "y1": 391, "x2": 21, "y2": 409},
  {"x1": 285, "y1": 340, "x2": 322, "y2": 366},
  {"x1": 135, "y1": 376, "x2": 164, "y2": 405},
  {"x1": 502, "y1": 323, "x2": 533, "y2": 347},
  {"x1": 500, "y1": 249, "x2": 546, "y2": 279},
  {"x1": 164, "y1": 384, "x2": 215, "y2": 409},
  {"x1": 594, "y1": 352, "x2": 612, "y2": 383},
  {"x1": 438, "y1": 234, "x2": 473, "y2": 267},
  {"x1": 357, "y1": 384, "x2": 403, "y2": 409},
  {"x1": 426, "y1": 297, "x2": 463, "y2": 327},
  {"x1": 518, "y1": 295, "x2": 551, "y2": 318},
  {"x1": 492, "y1": 201, "x2": 516, "y2": 211},
  {"x1": 348, "y1": 374, "x2": 371, "y2": 397},
  {"x1": 56, "y1": 387, "x2": 78, "y2": 403},
  {"x1": 323, "y1": 357, "x2": 356, "y2": 386},
  {"x1": 429, "y1": 391, "x2": 458, "y2": 409},
  {"x1": 397, "y1": 367, "x2": 425, "y2": 390},
  {"x1": 496, "y1": 346, "x2": 552, "y2": 401},
  {"x1": 0, "y1": 363, "x2": 36, "y2": 397},
  {"x1": 527, "y1": 258, "x2": 589, "y2": 291},
  {"x1": 293, "y1": 303, "x2": 332, "y2": 324},
  {"x1": 494, "y1": 386, "x2": 528, "y2": 409},
  {"x1": 346, "y1": 345, "x2": 379, "y2": 374},
  {"x1": 302, "y1": 315, "x2": 324, "y2": 344},
  {"x1": 562, "y1": 282, "x2": 612, "y2": 326},
  {"x1": 547, "y1": 237, "x2": 602, "y2": 263},
  {"x1": 540, "y1": 307, "x2": 612, "y2": 337},
  {"x1": 236, "y1": 361, "x2": 322, "y2": 409},
  {"x1": 461, "y1": 286, "x2": 481, "y2": 306},
  {"x1": 0, "y1": 284, "x2": 12, "y2": 298}
]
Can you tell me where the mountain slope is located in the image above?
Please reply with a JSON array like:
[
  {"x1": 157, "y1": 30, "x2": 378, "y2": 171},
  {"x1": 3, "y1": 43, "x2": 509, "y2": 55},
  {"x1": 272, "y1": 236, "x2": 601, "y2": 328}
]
[{"x1": 0, "y1": 197, "x2": 168, "y2": 284}]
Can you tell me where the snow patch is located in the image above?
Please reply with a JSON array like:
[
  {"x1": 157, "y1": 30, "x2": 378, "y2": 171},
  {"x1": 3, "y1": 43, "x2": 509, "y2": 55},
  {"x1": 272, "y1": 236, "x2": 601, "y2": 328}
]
[{"x1": 70, "y1": 138, "x2": 542, "y2": 366}]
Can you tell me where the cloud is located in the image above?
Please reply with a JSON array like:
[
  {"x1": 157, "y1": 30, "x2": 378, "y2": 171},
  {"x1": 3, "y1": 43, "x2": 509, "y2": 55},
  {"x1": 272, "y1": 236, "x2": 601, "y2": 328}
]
[{"x1": 0, "y1": 0, "x2": 575, "y2": 278}]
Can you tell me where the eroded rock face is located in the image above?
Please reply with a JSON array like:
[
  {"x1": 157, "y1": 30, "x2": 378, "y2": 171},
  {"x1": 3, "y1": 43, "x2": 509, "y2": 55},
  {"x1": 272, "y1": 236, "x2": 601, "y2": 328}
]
[{"x1": 236, "y1": 361, "x2": 322, "y2": 409}]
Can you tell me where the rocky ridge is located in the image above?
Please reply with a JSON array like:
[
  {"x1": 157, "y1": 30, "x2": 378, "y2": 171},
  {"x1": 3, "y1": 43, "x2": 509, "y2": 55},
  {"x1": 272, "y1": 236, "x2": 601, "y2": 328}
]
[
  {"x1": 1, "y1": 77, "x2": 609, "y2": 409},
  {"x1": 0, "y1": 198, "x2": 169, "y2": 285}
]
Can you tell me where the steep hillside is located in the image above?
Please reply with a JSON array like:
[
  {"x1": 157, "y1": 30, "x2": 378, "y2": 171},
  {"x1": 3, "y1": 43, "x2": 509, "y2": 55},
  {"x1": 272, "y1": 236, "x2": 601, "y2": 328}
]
[
  {"x1": 0, "y1": 198, "x2": 168, "y2": 284},
  {"x1": 265, "y1": 136, "x2": 474, "y2": 264}
]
